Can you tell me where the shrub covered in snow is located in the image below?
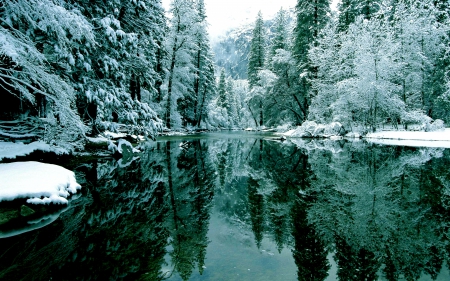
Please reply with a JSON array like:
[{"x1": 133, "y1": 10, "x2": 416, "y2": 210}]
[
  {"x1": 424, "y1": 119, "x2": 445, "y2": 132},
  {"x1": 283, "y1": 121, "x2": 346, "y2": 138}
]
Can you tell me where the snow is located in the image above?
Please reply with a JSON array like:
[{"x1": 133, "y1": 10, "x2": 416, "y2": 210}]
[
  {"x1": 366, "y1": 129, "x2": 450, "y2": 141},
  {"x1": 283, "y1": 129, "x2": 296, "y2": 136},
  {"x1": 117, "y1": 139, "x2": 140, "y2": 154},
  {"x1": 0, "y1": 141, "x2": 68, "y2": 161},
  {"x1": 161, "y1": 131, "x2": 188, "y2": 136},
  {"x1": 0, "y1": 162, "x2": 81, "y2": 204},
  {"x1": 86, "y1": 136, "x2": 109, "y2": 144},
  {"x1": 103, "y1": 130, "x2": 127, "y2": 139},
  {"x1": 281, "y1": 123, "x2": 450, "y2": 148},
  {"x1": 365, "y1": 129, "x2": 450, "y2": 148}
]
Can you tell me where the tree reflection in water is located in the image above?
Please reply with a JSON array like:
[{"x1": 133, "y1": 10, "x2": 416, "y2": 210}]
[{"x1": 0, "y1": 136, "x2": 450, "y2": 280}]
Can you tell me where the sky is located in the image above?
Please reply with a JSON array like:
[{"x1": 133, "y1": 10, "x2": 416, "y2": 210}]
[{"x1": 161, "y1": 0, "x2": 340, "y2": 40}]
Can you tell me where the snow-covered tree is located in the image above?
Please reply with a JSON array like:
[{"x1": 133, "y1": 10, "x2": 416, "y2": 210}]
[
  {"x1": 292, "y1": 0, "x2": 331, "y2": 123},
  {"x1": 268, "y1": 8, "x2": 289, "y2": 64},
  {"x1": 0, "y1": 0, "x2": 94, "y2": 147},
  {"x1": 293, "y1": 0, "x2": 331, "y2": 63},
  {"x1": 217, "y1": 68, "x2": 228, "y2": 109},
  {"x1": 164, "y1": 0, "x2": 197, "y2": 129},
  {"x1": 164, "y1": 0, "x2": 215, "y2": 130},
  {"x1": 337, "y1": 0, "x2": 359, "y2": 31},
  {"x1": 248, "y1": 11, "x2": 266, "y2": 127},
  {"x1": 248, "y1": 11, "x2": 266, "y2": 89},
  {"x1": 190, "y1": 0, "x2": 216, "y2": 128},
  {"x1": 196, "y1": 51, "x2": 217, "y2": 127},
  {"x1": 67, "y1": 0, "x2": 164, "y2": 138},
  {"x1": 308, "y1": 18, "x2": 341, "y2": 123},
  {"x1": 308, "y1": 0, "x2": 449, "y2": 130},
  {"x1": 391, "y1": 0, "x2": 448, "y2": 121}
]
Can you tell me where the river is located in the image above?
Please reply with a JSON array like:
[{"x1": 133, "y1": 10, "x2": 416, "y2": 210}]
[{"x1": 1, "y1": 132, "x2": 450, "y2": 280}]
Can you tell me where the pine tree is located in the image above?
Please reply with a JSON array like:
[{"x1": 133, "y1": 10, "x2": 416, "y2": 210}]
[
  {"x1": 247, "y1": 11, "x2": 266, "y2": 127},
  {"x1": 0, "y1": 0, "x2": 93, "y2": 147},
  {"x1": 196, "y1": 51, "x2": 217, "y2": 127},
  {"x1": 192, "y1": 0, "x2": 216, "y2": 128},
  {"x1": 293, "y1": 0, "x2": 331, "y2": 124},
  {"x1": 65, "y1": 0, "x2": 163, "y2": 138},
  {"x1": 165, "y1": 0, "x2": 197, "y2": 129},
  {"x1": 248, "y1": 11, "x2": 266, "y2": 89},
  {"x1": 293, "y1": 0, "x2": 330, "y2": 64},
  {"x1": 337, "y1": 0, "x2": 359, "y2": 32},
  {"x1": 269, "y1": 8, "x2": 289, "y2": 65},
  {"x1": 217, "y1": 69, "x2": 228, "y2": 109}
]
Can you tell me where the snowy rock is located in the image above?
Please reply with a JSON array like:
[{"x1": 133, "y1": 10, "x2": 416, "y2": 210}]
[
  {"x1": 118, "y1": 139, "x2": 134, "y2": 157},
  {"x1": 117, "y1": 139, "x2": 140, "y2": 154},
  {"x1": 104, "y1": 130, "x2": 127, "y2": 139},
  {"x1": 313, "y1": 125, "x2": 326, "y2": 137},
  {"x1": 284, "y1": 127, "x2": 311, "y2": 138},
  {"x1": 424, "y1": 119, "x2": 445, "y2": 132},
  {"x1": 283, "y1": 129, "x2": 296, "y2": 136},
  {"x1": 0, "y1": 162, "x2": 81, "y2": 204},
  {"x1": 324, "y1": 122, "x2": 346, "y2": 136},
  {"x1": 283, "y1": 121, "x2": 346, "y2": 138},
  {"x1": 86, "y1": 136, "x2": 109, "y2": 145},
  {"x1": 303, "y1": 121, "x2": 318, "y2": 135}
]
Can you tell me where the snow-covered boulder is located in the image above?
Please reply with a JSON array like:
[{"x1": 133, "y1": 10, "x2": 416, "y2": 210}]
[
  {"x1": 303, "y1": 121, "x2": 318, "y2": 135},
  {"x1": 324, "y1": 122, "x2": 346, "y2": 136},
  {"x1": 108, "y1": 139, "x2": 140, "y2": 157},
  {"x1": 424, "y1": 119, "x2": 445, "y2": 132},
  {"x1": 313, "y1": 124, "x2": 326, "y2": 137},
  {"x1": 0, "y1": 162, "x2": 81, "y2": 204},
  {"x1": 283, "y1": 121, "x2": 346, "y2": 138},
  {"x1": 117, "y1": 139, "x2": 136, "y2": 157},
  {"x1": 284, "y1": 126, "x2": 312, "y2": 138}
]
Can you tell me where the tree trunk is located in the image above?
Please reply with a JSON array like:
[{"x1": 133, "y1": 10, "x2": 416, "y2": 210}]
[
  {"x1": 166, "y1": 39, "x2": 178, "y2": 129},
  {"x1": 259, "y1": 99, "x2": 263, "y2": 127},
  {"x1": 155, "y1": 42, "x2": 163, "y2": 103},
  {"x1": 193, "y1": 49, "x2": 201, "y2": 127}
]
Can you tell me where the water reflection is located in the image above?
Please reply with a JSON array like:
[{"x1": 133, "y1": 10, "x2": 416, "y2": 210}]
[{"x1": 0, "y1": 136, "x2": 450, "y2": 280}]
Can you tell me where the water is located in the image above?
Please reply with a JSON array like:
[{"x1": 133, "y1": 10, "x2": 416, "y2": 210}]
[{"x1": 1, "y1": 132, "x2": 450, "y2": 280}]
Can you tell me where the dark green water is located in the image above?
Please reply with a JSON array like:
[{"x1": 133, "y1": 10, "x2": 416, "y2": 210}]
[{"x1": 1, "y1": 132, "x2": 450, "y2": 280}]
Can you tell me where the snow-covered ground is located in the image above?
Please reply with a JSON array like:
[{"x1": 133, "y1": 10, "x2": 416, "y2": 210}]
[
  {"x1": 365, "y1": 129, "x2": 450, "y2": 148},
  {"x1": 0, "y1": 162, "x2": 81, "y2": 204},
  {"x1": 0, "y1": 141, "x2": 67, "y2": 161}
]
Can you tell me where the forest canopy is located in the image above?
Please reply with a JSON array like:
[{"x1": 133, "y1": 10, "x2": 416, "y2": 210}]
[{"x1": 0, "y1": 0, "x2": 449, "y2": 149}]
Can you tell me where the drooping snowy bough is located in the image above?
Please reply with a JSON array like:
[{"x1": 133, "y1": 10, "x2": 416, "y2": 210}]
[{"x1": 0, "y1": 162, "x2": 81, "y2": 204}]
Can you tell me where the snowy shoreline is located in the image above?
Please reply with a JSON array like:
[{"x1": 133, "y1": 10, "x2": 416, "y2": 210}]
[
  {"x1": 364, "y1": 129, "x2": 450, "y2": 148},
  {"x1": 280, "y1": 124, "x2": 450, "y2": 148},
  {"x1": 0, "y1": 141, "x2": 68, "y2": 162}
]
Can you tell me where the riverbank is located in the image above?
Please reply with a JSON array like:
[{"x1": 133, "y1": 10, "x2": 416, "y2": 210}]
[
  {"x1": 365, "y1": 129, "x2": 450, "y2": 148},
  {"x1": 279, "y1": 121, "x2": 450, "y2": 148}
]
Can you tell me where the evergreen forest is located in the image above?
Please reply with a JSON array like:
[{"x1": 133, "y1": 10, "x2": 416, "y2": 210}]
[{"x1": 1, "y1": 0, "x2": 450, "y2": 149}]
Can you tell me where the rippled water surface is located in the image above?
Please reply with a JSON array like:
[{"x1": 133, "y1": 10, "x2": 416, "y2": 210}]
[{"x1": 1, "y1": 132, "x2": 450, "y2": 280}]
